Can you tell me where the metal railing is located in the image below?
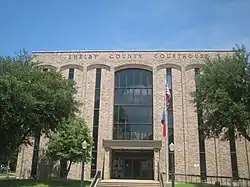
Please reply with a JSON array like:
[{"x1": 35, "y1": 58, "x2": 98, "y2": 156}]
[
  {"x1": 90, "y1": 170, "x2": 101, "y2": 187},
  {"x1": 174, "y1": 173, "x2": 250, "y2": 187}
]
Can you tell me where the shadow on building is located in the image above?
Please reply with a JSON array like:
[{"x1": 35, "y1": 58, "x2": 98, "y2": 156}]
[{"x1": 37, "y1": 148, "x2": 60, "y2": 180}]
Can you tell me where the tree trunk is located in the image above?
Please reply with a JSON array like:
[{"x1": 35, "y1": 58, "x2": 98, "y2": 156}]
[
  {"x1": 67, "y1": 160, "x2": 72, "y2": 175},
  {"x1": 30, "y1": 130, "x2": 41, "y2": 179},
  {"x1": 59, "y1": 159, "x2": 68, "y2": 179}
]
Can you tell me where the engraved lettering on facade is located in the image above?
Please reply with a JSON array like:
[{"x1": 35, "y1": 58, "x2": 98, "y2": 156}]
[
  {"x1": 68, "y1": 53, "x2": 99, "y2": 60},
  {"x1": 109, "y1": 53, "x2": 143, "y2": 60},
  {"x1": 153, "y1": 53, "x2": 209, "y2": 59},
  {"x1": 68, "y1": 52, "x2": 209, "y2": 60}
]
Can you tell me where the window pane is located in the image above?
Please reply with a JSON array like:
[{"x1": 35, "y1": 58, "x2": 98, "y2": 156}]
[
  {"x1": 94, "y1": 89, "x2": 100, "y2": 109},
  {"x1": 167, "y1": 90, "x2": 173, "y2": 109},
  {"x1": 168, "y1": 152, "x2": 174, "y2": 176},
  {"x1": 126, "y1": 70, "x2": 134, "y2": 87},
  {"x1": 141, "y1": 71, "x2": 152, "y2": 87},
  {"x1": 43, "y1": 68, "x2": 48, "y2": 72},
  {"x1": 166, "y1": 68, "x2": 172, "y2": 89},
  {"x1": 147, "y1": 73, "x2": 153, "y2": 87},
  {"x1": 93, "y1": 109, "x2": 99, "y2": 127},
  {"x1": 168, "y1": 128, "x2": 174, "y2": 143},
  {"x1": 113, "y1": 124, "x2": 152, "y2": 140},
  {"x1": 133, "y1": 88, "x2": 141, "y2": 104},
  {"x1": 91, "y1": 170, "x2": 96, "y2": 178},
  {"x1": 115, "y1": 88, "x2": 152, "y2": 105},
  {"x1": 134, "y1": 70, "x2": 141, "y2": 85},
  {"x1": 95, "y1": 74, "x2": 101, "y2": 89},
  {"x1": 115, "y1": 88, "x2": 133, "y2": 104},
  {"x1": 139, "y1": 88, "x2": 152, "y2": 104},
  {"x1": 126, "y1": 124, "x2": 153, "y2": 140},
  {"x1": 117, "y1": 71, "x2": 125, "y2": 87},
  {"x1": 167, "y1": 110, "x2": 173, "y2": 128},
  {"x1": 91, "y1": 151, "x2": 97, "y2": 171},
  {"x1": 117, "y1": 106, "x2": 152, "y2": 124},
  {"x1": 113, "y1": 124, "x2": 125, "y2": 140},
  {"x1": 115, "y1": 74, "x2": 119, "y2": 87},
  {"x1": 113, "y1": 125, "x2": 118, "y2": 139},
  {"x1": 68, "y1": 68, "x2": 74, "y2": 80},
  {"x1": 114, "y1": 106, "x2": 119, "y2": 123},
  {"x1": 92, "y1": 126, "x2": 98, "y2": 150},
  {"x1": 199, "y1": 137, "x2": 205, "y2": 153},
  {"x1": 91, "y1": 151, "x2": 97, "y2": 163}
]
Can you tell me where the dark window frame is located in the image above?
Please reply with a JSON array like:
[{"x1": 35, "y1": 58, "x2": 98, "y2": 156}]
[
  {"x1": 68, "y1": 68, "x2": 75, "y2": 80},
  {"x1": 91, "y1": 68, "x2": 102, "y2": 178},
  {"x1": 113, "y1": 68, "x2": 153, "y2": 141},
  {"x1": 166, "y1": 68, "x2": 175, "y2": 179}
]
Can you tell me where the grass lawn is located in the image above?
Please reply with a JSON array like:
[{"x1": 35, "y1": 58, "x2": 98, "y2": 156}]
[{"x1": 0, "y1": 179, "x2": 91, "y2": 187}]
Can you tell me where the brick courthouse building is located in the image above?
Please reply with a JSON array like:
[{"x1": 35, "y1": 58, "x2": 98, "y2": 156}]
[{"x1": 16, "y1": 50, "x2": 250, "y2": 183}]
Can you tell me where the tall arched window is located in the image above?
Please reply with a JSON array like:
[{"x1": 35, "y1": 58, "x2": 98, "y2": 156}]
[{"x1": 113, "y1": 68, "x2": 153, "y2": 140}]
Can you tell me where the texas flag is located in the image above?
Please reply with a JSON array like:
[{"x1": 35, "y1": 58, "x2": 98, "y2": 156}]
[{"x1": 161, "y1": 84, "x2": 171, "y2": 137}]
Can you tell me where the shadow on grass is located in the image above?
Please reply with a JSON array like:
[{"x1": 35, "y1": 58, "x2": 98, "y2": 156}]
[{"x1": 0, "y1": 179, "x2": 91, "y2": 187}]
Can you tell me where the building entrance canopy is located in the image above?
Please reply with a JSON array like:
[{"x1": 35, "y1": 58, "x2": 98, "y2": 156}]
[{"x1": 103, "y1": 139, "x2": 162, "y2": 150}]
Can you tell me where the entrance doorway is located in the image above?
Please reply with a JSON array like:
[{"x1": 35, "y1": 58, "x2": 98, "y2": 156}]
[{"x1": 111, "y1": 150, "x2": 154, "y2": 180}]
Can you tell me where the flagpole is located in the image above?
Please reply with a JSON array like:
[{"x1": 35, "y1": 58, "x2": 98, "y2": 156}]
[{"x1": 165, "y1": 82, "x2": 169, "y2": 183}]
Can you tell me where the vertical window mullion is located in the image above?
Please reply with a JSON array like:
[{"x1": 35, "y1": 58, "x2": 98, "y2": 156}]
[
  {"x1": 91, "y1": 68, "x2": 102, "y2": 178},
  {"x1": 166, "y1": 68, "x2": 174, "y2": 180}
]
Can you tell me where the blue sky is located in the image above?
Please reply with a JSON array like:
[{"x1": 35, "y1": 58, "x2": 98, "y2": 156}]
[{"x1": 1, "y1": 0, "x2": 250, "y2": 56}]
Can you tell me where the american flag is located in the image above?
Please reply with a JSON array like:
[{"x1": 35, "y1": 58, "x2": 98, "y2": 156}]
[{"x1": 161, "y1": 84, "x2": 171, "y2": 137}]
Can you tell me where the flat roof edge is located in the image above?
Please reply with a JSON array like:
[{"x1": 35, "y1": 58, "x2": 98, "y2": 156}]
[{"x1": 32, "y1": 49, "x2": 233, "y2": 54}]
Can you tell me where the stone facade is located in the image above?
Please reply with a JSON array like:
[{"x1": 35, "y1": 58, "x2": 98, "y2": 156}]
[{"x1": 16, "y1": 50, "x2": 250, "y2": 182}]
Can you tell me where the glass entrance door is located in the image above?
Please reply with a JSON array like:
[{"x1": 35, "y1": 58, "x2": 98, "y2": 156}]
[{"x1": 111, "y1": 150, "x2": 154, "y2": 180}]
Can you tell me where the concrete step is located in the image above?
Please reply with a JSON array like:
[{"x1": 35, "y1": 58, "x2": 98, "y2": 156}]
[{"x1": 97, "y1": 179, "x2": 160, "y2": 187}]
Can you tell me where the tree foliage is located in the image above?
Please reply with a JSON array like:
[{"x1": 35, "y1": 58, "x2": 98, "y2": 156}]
[
  {"x1": 193, "y1": 45, "x2": 250, "y2": 141},
  {"x1": 0, "y1": 51, "x2": 79, "y2": 159},
  {"x1": 45, "y1": 117, "x2": 92, "y2": 179}
]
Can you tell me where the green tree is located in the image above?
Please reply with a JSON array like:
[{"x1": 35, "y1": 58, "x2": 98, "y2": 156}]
[
  {"x1": 192, "y1": 45, "x2": 250, "y2": 141},
  {"x1": 0, "y1": 51, "x2": 79, "y2": 177},
  {"x1": 45, "y1": 117, "x2": 92, "y2": 179}
]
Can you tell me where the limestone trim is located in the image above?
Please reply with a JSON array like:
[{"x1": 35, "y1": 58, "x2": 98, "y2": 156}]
[
  {"x1": 103, "y1": 140, "x2": 162, "y2": 149},
  {"x1": 38, "y1": 64, "x2": 57, "y2": 70},
  {"x1": 185, "y1": 64, "x2": 204, "y2": 71},
  {"x1": 156, "y1": 64, "x2": 181, "y2": 71},
  {"x1": 59, "y1": 64, "x2": 84, "y2": 72},
  {"x1": 87, "y1": 64, "x2": 111, "y2": 71},
  {"x1": 114, "y1": 64, "x2": 153, "y2": 72}
]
